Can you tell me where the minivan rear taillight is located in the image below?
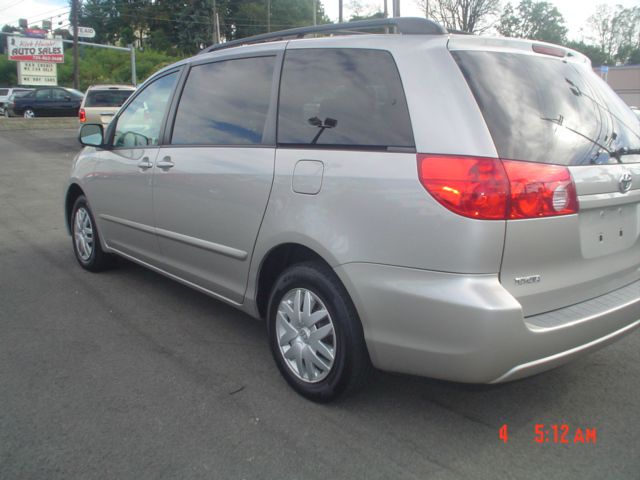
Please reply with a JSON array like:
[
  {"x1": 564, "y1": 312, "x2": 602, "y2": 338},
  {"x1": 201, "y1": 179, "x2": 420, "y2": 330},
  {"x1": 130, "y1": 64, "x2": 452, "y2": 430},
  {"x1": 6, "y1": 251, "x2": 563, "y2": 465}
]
[
  {"x1": 417, "y1": 154, "x2": 578, "y2": 220},
  {"x1": 79, "y1": 108, "x2": 86, "y2": 123}
]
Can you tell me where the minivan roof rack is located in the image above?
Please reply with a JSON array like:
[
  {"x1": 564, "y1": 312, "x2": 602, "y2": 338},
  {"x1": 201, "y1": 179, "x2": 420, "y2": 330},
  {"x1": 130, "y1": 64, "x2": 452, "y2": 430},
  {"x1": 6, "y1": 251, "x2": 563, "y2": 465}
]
[{"x1": 200, "y1": 17, "x2": 447, "y2": 54}]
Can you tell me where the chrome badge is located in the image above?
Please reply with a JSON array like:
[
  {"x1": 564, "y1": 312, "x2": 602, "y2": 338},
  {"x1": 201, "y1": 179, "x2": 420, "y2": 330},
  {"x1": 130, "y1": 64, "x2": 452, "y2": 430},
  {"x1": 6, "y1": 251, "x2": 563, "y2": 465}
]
[
  {"x1": 514, "y1": 275, "x2": 541, "y2": 286},
  {"x1": 619, "y1": 172, "x2": 632, "y2": 194}
]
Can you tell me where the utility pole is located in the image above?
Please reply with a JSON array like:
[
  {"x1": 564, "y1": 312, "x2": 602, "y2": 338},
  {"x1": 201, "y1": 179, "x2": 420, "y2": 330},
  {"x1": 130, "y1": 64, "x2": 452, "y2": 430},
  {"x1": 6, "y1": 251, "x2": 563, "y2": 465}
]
[
  {"x1": 212, "y1": 0, "x2": 219, "y2": 44},
  {"x1": 339, "y1": 0, "x2": 343, "y2": 22},
  {"x1": 383, "y1": 0, "x2": 388, "y2": 17},
  {"x1": 267, "y1": 0, "x2": 271, "y2": 32},
  {"x1": 312, "y1": 0, "x2": 317, "y2": 25},
  {"x1": 392, "y1": 0, "x2": 400, "y2": 17},
  {"x1": 72, "y1": 0, "x2": 79, "y2": 89}
]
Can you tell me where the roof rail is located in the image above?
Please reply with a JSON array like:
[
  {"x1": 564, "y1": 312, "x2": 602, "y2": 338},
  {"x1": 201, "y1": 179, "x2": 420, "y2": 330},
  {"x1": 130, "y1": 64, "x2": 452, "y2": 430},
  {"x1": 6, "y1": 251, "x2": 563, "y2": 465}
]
[{"x1": 199, "y1": 17, "x2": 447, "y2": 54}]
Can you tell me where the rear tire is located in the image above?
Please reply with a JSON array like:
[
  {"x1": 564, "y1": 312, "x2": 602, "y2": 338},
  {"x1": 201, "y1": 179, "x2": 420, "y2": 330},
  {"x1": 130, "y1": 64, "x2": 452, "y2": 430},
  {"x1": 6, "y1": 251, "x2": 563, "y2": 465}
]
[
  {"x1": 71, "y1": 195, "x2": 115, "y2": 272},
  {"x1": 267, "y1": 261, "x2": 372, "y2": 402},
  {"x1": 23, "y1": 108, "x2": 35, "y2": 119}
]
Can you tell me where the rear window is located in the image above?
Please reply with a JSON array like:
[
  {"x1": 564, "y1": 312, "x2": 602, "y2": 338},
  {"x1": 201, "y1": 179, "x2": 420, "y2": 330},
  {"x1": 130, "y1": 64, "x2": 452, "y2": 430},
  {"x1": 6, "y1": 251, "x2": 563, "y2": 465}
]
[
  {"x1": 0, "y1": 89, "x2": 9, "y2": 96},
  {"x1": 452, "y1": 51, "x2": 640, "y2": 165},
  {"x1": 85, "y1": 89, "x2": 131, "y2": 107},
  {"x1": 278, "y1": 49, "x2": 414, "y2": 149}
]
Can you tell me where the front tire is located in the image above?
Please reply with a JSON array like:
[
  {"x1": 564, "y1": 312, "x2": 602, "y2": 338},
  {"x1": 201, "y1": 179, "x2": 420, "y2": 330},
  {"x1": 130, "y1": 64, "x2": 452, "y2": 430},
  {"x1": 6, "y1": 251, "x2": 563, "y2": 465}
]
[
  {"x1": 71, "y1": 195, "x2": 115, "y2": 272},
  {"x1": 267, "y1": 262, "x2": 372, "y2": 402}
]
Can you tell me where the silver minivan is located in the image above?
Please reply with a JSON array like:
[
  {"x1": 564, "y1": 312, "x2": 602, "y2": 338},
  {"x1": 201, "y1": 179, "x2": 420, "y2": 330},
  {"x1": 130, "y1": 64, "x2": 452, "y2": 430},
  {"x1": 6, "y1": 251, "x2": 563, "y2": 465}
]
[{"x1": 66, "y1": 18, "x2": 640, "y2": 401}]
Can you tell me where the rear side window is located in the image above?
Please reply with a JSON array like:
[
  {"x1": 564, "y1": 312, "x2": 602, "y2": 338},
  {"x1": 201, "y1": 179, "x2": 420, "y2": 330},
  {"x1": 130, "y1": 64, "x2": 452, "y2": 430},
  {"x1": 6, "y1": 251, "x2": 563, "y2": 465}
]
[
  {"x1": 36, "y1": 89, "x2": 51, "y2": 100},
  {"x1": 172, "y1": 56, "x2": 275, "y2": 145},
  {"x1": 85, "y1": 90, "x2": 133, "y2": 107},
  {"x1": 278, "y1": 49, "x2": 414, "y2": 149},
  {"x1": 452, "y1": 51, "x2": 640, "y2": 165}
]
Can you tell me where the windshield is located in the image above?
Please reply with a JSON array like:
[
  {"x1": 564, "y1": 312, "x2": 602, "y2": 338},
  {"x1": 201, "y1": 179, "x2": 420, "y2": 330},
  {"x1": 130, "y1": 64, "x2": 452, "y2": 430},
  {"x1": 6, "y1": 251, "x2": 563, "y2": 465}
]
[
  {"x1": 85, "y1": 89, "x2": 133, "y2": 108},
  {"x1": 64, "y1": 88, "x2": 84, "y2": 98},
  {"x1": 452, "y1": 51, "x2": 640, "y2": 165}
]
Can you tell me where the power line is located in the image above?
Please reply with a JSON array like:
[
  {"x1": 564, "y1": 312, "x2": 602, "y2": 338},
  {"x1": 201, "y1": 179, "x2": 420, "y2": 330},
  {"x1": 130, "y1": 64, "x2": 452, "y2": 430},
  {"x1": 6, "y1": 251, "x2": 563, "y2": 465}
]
[
  {"x1": 0, "y1": 0, "x2": 27, "y2": 15},
  {"x1": 2, "y1": 6, "x2": 70, "y2": 27}
]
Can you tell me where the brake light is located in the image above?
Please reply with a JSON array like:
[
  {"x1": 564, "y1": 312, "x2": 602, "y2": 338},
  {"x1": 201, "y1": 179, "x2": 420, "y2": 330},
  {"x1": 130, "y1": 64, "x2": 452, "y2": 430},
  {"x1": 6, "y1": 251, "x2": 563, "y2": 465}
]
[
  {"x1": 417, "y1": 154, "x2": 578, "y2": 220},
  {"x1": 79, "y1": 108, "x2": 86, "y2": 122},
  {"x1": 532, "y1": 43, "x2": 566, "y2": 58}
]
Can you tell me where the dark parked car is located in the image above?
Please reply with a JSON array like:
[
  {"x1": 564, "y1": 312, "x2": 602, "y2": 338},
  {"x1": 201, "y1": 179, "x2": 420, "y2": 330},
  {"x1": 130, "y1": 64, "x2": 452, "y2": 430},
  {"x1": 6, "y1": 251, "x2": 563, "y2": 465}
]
[{"x1": 5, "y1": 86, "x2": 84, "y2": 118}]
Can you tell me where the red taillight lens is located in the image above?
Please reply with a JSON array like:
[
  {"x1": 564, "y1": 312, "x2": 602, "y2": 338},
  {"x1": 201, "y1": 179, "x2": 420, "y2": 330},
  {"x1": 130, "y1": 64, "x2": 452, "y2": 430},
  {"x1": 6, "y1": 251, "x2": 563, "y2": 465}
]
[
  {"x1": 502, "y1": 160, "x2": 578, "y2": 219},
  {"x1": 417, "y1": 154, "x2": 578, "y2": 220},
  {"x1": 79, "y1": 108, "x2": 86, "y2": 122},
  {"x1": 417, "y1": 154, "x2": 509, "y2": 220}
]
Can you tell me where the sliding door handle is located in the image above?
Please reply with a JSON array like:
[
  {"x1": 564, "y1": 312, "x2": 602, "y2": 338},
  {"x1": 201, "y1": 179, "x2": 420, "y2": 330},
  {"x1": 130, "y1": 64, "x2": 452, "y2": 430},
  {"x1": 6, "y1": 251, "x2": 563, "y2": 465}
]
[
  {"x1": 137, "y1": 157, "x2": 152, "y2": 170},
  {"x1": 156, "y1": 156, "x2": 174, "y2": 170}
]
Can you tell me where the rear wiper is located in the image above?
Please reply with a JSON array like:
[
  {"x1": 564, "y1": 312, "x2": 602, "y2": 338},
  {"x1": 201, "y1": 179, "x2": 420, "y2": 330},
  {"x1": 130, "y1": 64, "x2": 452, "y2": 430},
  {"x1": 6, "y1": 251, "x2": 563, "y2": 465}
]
[
  {"x1": 540, "y1": 114, "x2": 623, "y2": 164},
  {"x1": 612, "y1": 146, "x2": 640, "y2": 159}
]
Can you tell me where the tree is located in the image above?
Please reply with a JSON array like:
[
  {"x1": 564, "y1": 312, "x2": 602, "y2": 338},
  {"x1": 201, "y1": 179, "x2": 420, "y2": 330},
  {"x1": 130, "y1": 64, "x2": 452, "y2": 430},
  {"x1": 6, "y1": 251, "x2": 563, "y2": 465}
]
[
  {"x1": 497, "y1": 0, "x2": 567, "y2": 44},
  {"x1": 564, "y1": 41, "x2": 608, "y2": 67},
  {"x1": 223, "y1": 0, "x2": 330, "y2": 41},
  {"x1": 415, "y1": 0, "x2": 500, "y2": 33},
  {"x1": 1, "y1": 25, "x2": 20, "y2": 54},
  {"x1": 588, "y1": 4, "x2": 640, "y2": 64},
  {"x1": 77, "y1": 0, "x2": 122, "y2": 45},
  {"x1": 350, "y1": 11, "x2": 386, "y2": 22}
]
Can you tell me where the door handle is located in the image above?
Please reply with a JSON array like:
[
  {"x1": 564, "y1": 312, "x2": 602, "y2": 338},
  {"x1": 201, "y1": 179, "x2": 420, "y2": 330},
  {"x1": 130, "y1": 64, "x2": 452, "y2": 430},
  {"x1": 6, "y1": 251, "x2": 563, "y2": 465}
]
[
  {"x1": 137, "y1": 157, "x2": 152, "y2": 170},
  {"x1": 157, "y1": 156, "x2": 175, "y2": 170}
]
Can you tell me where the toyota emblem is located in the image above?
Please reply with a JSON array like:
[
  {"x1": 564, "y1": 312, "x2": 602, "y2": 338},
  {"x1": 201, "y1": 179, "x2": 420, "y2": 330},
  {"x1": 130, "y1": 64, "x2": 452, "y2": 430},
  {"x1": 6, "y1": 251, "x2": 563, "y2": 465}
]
[{"x1": 619, "y1": 172, "x2": 632, "y2": 193}]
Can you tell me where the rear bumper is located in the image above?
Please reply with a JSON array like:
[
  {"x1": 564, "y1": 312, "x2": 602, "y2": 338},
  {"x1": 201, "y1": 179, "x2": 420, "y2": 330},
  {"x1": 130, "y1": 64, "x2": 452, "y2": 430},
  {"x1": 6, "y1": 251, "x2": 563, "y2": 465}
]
[{"x1": 334, "y1": 263, "x2": 640, "y2": 383}]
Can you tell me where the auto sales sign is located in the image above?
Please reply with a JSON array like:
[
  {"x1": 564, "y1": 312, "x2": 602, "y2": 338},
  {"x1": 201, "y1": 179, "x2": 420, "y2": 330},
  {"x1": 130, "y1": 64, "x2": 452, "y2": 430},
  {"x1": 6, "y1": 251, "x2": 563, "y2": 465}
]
[{"x1": 6, "y1": 36, "x2": 64, "y2": 63}]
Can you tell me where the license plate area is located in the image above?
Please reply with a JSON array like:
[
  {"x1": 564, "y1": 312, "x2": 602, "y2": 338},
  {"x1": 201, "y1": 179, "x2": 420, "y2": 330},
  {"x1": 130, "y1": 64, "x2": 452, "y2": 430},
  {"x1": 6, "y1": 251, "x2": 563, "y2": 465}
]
[{"x1": 580, "y1": 203, "x2": 639, "y2": 259}]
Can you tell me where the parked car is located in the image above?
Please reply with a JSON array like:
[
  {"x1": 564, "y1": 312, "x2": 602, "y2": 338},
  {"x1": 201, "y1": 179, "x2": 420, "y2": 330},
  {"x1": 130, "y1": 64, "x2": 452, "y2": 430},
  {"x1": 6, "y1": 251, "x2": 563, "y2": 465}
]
[
  {"x1": 0, "y1": 87, "x2": 33, "y2": 115},
  {"x1": 5, "y1": 86, "x2": 83, "y2": 118},
  {"x1": 66, "y1": 18, "x2": 640, "y2": 402},
  {"x1": 79, "y1": 84, "x2": 136, "y2": 126}
]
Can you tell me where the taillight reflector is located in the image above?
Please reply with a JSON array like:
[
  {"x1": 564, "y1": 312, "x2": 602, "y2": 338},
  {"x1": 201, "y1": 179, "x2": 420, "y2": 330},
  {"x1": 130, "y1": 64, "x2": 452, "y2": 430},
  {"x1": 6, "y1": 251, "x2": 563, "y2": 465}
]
[
  {"x1": 79, "y1": 108, "x2": 86, "y2": 122},
  {"x1": 502, "y1": 159, "x2": 578, "y2": 219},
  {"x1": 417, "y1": 154, "x2": 578, "y2": 220}
]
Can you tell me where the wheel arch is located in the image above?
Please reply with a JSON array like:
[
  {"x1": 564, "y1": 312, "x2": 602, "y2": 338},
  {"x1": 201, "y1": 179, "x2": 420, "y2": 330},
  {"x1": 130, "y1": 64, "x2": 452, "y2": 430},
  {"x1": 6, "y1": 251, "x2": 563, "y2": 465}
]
[
  {"x1": 65, "y1": 183, "x2": 85, "y2": 234},
  {"x1": 255, "y1": 242, "x2": 338, "y2": 320}
]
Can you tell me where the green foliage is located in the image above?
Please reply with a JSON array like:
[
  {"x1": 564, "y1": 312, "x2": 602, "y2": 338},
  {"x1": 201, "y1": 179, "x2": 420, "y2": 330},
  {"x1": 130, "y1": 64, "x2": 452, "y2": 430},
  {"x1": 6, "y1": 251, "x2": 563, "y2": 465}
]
[
  {"x1": 564, "y1": 41, "x2": 609, "y2": 67},
  {"x1": 587, "y1": 5, "x2": 640, "y2": 65},
  {"x1": 349, "y1": 12, "x2": 386, "y2": 22},
  {"x1": 72, "y1": 0, "x2": 331, "y2": 55},
  {"x1": 0, "y1": 55, "x2": 18, "y2": 85},
  {"x1": 498, "y1": 0, "x2": 567, "y2": 44},
  {"x1": 0, "y1": 48, "x2": 179, "y2": 89}
]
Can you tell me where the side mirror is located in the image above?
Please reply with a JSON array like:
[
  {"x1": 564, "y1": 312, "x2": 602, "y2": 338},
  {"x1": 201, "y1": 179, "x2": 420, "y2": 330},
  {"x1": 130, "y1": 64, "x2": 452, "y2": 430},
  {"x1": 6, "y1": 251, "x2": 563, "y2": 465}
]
[{"x1": 79, "y1": 123, "x2": 105, "y2": 147}]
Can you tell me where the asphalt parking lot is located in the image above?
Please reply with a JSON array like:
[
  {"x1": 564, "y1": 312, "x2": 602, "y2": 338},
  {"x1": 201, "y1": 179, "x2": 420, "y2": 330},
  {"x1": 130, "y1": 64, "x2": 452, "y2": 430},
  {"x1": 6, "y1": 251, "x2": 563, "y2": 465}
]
[{"x1": 1, "y1": 128, "x2": 639, "y2": 480}]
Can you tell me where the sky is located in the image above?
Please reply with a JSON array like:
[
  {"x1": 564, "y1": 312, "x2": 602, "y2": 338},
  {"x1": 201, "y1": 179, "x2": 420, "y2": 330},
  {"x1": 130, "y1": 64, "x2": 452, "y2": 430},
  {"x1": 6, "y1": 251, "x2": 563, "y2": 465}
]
[{"x1": 0, "y1": 0, "x2": 638, "y2": 42}]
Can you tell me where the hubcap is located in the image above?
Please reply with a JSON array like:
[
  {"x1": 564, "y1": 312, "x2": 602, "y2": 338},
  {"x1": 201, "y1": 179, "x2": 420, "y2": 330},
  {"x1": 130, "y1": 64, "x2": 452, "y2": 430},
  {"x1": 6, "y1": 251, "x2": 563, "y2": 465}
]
[
  {"x1": 73, "y1": 207, "x2": 94, "y2": 262},
  {"x1": 24, "y1": 110, "x2": 34, "y2": 118},
  {"x1": 276, "y1": 288, "x2": 336, "y2": 383}
]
